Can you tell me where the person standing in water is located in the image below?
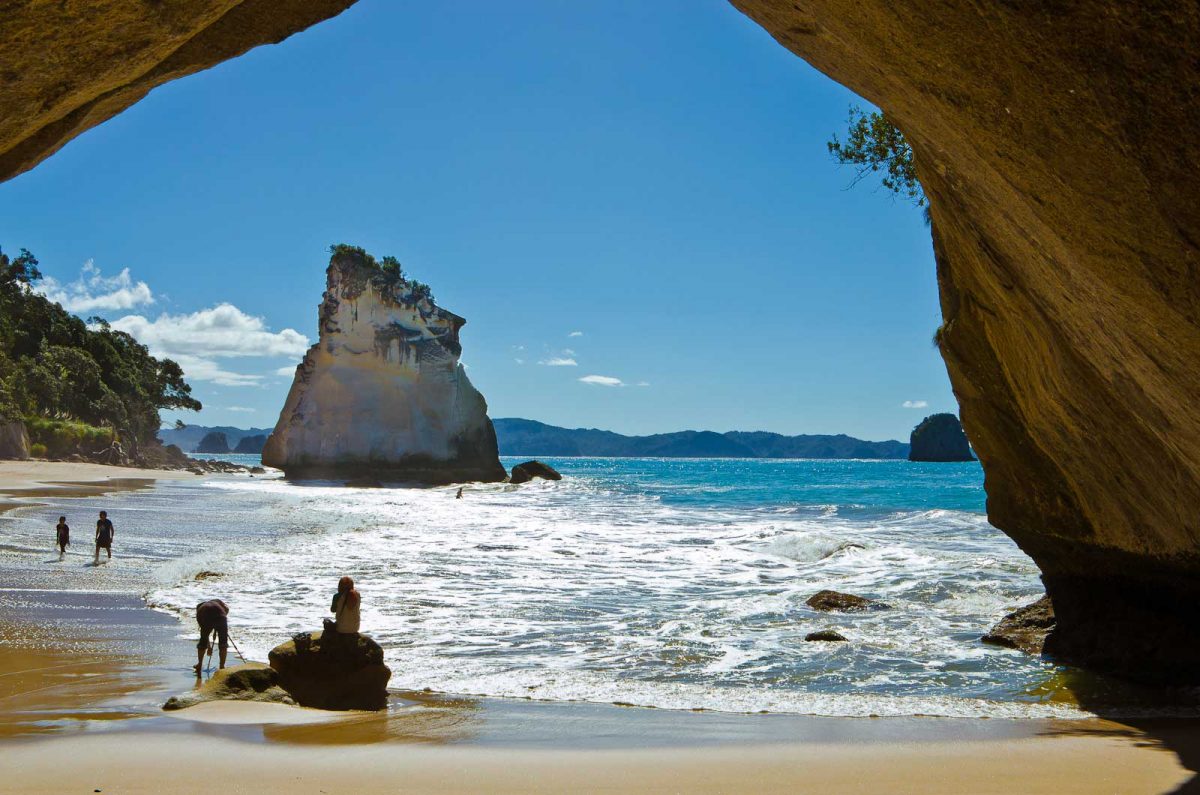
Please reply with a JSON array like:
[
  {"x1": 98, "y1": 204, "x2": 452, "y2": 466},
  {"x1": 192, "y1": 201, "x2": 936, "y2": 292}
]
[
  {"x1": 194, "y1": 599, "x2": 229, "y2": 674},
  {"x1": 329, "y1": 576, "x2": 361, "y2": 635},
  {"x1": 455, "y1": 487, "x2": 463, "y2": 499},
  {"x1": 94, "y1": 510, "x2": 114, "y2": 563},
  {"x1": 54, "y1": 516, "x2": 69, "y2": 558}
]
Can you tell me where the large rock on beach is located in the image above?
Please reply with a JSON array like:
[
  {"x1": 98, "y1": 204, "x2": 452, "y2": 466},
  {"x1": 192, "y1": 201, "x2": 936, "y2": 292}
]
[
  {"x1": 268, "y1": 630, "x2": 391, "y2": 711},
  {"x1": 908, "y1": 414, "x2": 973, "y2": 462},
  {"x1": 262, "y1": 246, "x2": 506, "y2": 485},
  {"x1": 509, "y1": 460, "x2": 563, "y2": 484},
  {"x1": 162, "y1": 663, "x2": 294, "y2": 710},
  {"x1": 0, "y1": 421, "x2": 30, "y2": 460},
  {"x1": 805, "y1": 590, "x2": 888, "y2": 613},
  {"x1": 982, "y1": 595, "x2": 1056, "y2": 656}
]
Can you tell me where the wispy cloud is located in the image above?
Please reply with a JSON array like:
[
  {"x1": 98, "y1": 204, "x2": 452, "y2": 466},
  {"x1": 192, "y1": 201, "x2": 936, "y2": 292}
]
[
  {"x1": 902, "y1": 400, "x2": 929, "y2": 409},
  {"x1": 39, "y1": 260, "x2": 154, "y2": 314},
  {"x1": 224, "y1": 406, "x2": 256, "y2": 413},
  {"x1": 579, "y1": 374, "x2": 625, "y2": 387},
  {"x1": 275, "y1": 365, "x2": 297, "y2": 377},
  {"x1": 568, "y1": 331, "x2": 583, "y2": 338},
  {"x1": 514, "y1": 358, "x2": 525, "y2": 365},
  {"x1": 540, "y1": 357, "x2": 578, "y2": 367},
  {"x1": 111, "y1": 303, "x2": 309, "y2": 387}
]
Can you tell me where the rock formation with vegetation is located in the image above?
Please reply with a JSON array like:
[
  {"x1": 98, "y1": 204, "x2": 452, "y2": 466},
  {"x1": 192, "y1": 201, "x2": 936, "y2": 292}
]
[
  {"x1": 908, "y1": 414, "x2": 974, "y2": 462},
  {"x1": 262, "y1": 246, "x2": 505, "y2": 484},
  {"x1": 195, "y1": 431, "x2": 231, "y2": 454}
]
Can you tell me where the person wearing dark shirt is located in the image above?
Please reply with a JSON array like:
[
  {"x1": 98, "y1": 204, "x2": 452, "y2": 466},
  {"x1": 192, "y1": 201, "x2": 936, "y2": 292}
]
[
  {"x1": 194, "y1": 599, "x2": 230, "y2": 674},
  {"x1": 55, "y1": 516, "x2": 69, "y2": 559},
  {"x1": 94, "y1": 510, "x2": 114, "y2": 562}
]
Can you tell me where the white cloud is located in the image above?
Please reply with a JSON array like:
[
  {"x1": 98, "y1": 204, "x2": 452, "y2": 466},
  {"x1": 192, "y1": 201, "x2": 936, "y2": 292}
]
[
  {"x1": 167, "y1": 354, "x2": 263, "y2": 387},
  {"x1": 39, "y1": 260, "x2": 155, "y2": 314},
  {"x1": 636, "y1": 381, "x2": 650, "y2": 387},
  {"x1": 275, "y1": 365, "x2": 297, "y2": 377},
  {"x1": 568, "y1": 331, "x2": 583, "y2": 337},
  {"x1": 579, "y1": 375, "x2": 625, "y2": 387},
  {"x1": 540, "y1": 357, "x2": 578, "y2": 367},
  {"x1": 902, "y1": 400, "x2": 929, "y2": 409},
  {"x1": 110, "y1": 304, "x2": 309, "y2": 387},
  {"x1": 113, "y1": 304, "x2": 308, "y2": 358},
  {"x1": 514, "y1": 358, "x2": 525, "y2": 365},
  {"x1": 224, "y1": 406, "x2": 256, "y2": 413}
]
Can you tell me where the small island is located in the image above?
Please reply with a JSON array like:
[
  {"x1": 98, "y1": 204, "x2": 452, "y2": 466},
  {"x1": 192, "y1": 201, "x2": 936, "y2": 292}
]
[{"x1": 908, "y1": 413, "x2": 974, "y2": 462}]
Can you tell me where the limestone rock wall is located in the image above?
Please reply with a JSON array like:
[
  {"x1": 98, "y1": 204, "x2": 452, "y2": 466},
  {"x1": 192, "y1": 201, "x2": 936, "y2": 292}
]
[
  {"x1": 732, "y1": 1, "x2": 1200, "y2": 680},
  {"x1": 0, "y1": 0, "x2": 356, "y2": 182},
  {"x1": 262, "y1": 250, "x2": 505, "y2": 484}
]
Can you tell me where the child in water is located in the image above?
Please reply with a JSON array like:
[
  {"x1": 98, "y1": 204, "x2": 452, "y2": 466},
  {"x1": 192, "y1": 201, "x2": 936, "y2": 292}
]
[{"x1": 55, "y1": 516, "x2": 69, "y2": 558}]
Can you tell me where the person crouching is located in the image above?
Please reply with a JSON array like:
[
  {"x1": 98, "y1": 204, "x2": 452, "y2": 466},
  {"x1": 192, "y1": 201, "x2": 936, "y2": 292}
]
[{"x1": 194, "y1": 598, "x2": 229, "y2": 674}]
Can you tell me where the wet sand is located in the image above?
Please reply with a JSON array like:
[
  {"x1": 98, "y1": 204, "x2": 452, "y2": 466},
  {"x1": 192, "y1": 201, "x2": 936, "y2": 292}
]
[
  {"x1": 0, "y1": 459, "x2": 197, "y2": 514},
  {"x1": 0, "y1": 462, "x2": 1196, "y2": 793}
]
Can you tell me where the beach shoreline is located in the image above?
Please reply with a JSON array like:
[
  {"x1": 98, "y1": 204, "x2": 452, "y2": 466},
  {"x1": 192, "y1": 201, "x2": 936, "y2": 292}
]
[{"x1": 0, "y1": 460, "x2": 1196, "y2": 793}]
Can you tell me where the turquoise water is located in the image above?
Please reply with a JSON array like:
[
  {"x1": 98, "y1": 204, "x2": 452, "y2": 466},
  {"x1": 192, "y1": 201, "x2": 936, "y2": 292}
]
[{"x1": 7, "y1": 454, "x2": 1092, "y2": 718}]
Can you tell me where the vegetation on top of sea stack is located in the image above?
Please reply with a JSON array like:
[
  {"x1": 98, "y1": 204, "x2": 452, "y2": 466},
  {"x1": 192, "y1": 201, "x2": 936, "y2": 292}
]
[
  {"x1": 828, "y1": 107, "x2": 927, "y2": 217},
  {"x1": 0, "y1": 245, "x2": 201, "y2": 454},
  {"x1": 328, "y1": 244, "x2": 434, "y2": 304}
]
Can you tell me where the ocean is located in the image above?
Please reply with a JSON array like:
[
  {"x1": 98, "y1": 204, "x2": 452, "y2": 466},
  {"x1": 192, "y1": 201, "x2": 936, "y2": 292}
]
[{"x1": 1, "y1": 457, "x2": 1126, "y2": 719}]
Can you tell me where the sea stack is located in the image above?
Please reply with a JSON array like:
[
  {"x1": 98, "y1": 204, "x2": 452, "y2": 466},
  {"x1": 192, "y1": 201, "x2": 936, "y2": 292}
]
[
  {"x1": 262, "y1": 245, "x2": 506, "y2": 484},
  {"x1": 908, "y1": 414, "x2": 974, "y2": 462}
]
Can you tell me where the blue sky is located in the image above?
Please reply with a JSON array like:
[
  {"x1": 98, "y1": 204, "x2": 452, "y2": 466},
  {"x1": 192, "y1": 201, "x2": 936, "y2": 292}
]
[{"x1": 0, "y1": 0, "x2": 951, "y2": 441}]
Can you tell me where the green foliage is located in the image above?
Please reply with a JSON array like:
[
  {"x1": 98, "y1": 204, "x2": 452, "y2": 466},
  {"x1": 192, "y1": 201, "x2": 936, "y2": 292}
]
[
  {"x1": 25, "y1": 417, "x2": 115, "y2": 457},
  {"x1": 0, "y1": 245, "x2": 201, "y2": 449},
  {"x1": 29, "y1": 443, "x2": 47, "y2": 458},
  {"x1": 328, "y1": 243, "x2": 434, "y2": 303},
  {"x1": 828, "y1": 107, "x2": 926, "y2": 211}
]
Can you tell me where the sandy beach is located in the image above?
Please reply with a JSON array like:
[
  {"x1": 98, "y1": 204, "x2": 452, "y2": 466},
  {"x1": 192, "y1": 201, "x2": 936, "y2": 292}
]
[{"x1": 0, "y1": 461, "x2": 1196, "y2": 793}]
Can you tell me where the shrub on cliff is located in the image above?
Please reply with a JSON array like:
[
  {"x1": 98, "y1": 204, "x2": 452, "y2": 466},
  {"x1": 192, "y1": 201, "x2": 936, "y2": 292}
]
[
  {"x1": 828, "y1": 107, "x2": 928, "y2": 222},
  {"x1": 328, "y1": 244, "x2": 434, "y2": 303}
]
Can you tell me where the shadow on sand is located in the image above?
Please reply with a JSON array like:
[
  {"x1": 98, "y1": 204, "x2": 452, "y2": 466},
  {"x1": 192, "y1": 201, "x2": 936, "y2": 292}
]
[{"x1": 1034, "y1": 668, "x2": 1200, "y2": 794}]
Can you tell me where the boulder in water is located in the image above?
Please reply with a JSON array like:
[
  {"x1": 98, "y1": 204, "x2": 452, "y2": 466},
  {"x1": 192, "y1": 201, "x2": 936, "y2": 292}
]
[
  {"x1": 982, "y1": 595, "x2": 1055, "y2": 655},
  {"x1": 509, "y1": 460, "x2": 563, "y2": 484},
  {"x1": 162, "y1": 663, "x2": 294, "y2": 710},
  {"x1": 805, "y1": 590, "x2": 889, "y2": 612},
  {"x1": 805, "y1": 629, "x2": 848, "y2": 642},
  {"x1": 268, "y1": 630, "x2": 391, "y2": 711}
]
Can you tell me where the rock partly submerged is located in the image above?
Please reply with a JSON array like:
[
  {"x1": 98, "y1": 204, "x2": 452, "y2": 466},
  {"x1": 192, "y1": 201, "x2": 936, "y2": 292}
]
[
  {"x1": 982, "y1": 595, "x2": 1056, "y2": 656},
  {"x1": 908, "y1": 414, "x2": 974, "y2": 462},
  {"x1": 805, "y1": 629, "x2": 848, "y2": 643},
  {"x1": 805, "y1": 590, "x2": 889, "y2": 613},
  {"x1": 262, "y1": 246, "x2": 506, "y2": 485},
  {"x1": 163, "y1": 663, "x2": 294, "y2": 711},
  {"x1": 268, "y1": 630, "x2": 391, "y2": 711},
  {"x1": 509, "y1": 460, "x2": 563, "y2": 484}
]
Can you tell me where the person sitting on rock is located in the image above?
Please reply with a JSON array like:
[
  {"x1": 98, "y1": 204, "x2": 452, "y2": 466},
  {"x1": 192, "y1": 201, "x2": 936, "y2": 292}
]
[
  {"x1": 328, "y1": 576, "x2": 361, "y2": 635},
  {"x1": 55, "y1": 516, "x2": 70, "y2": 559},
  {"x1": 194, "y1": 598, "x2": 230, "y2": 674}
]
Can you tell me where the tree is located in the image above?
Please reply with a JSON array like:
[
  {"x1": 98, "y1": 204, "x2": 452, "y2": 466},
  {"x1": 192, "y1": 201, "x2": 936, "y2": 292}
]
[{"x1": 827, "y1": 107, "x2": 927, "y2": 216}]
